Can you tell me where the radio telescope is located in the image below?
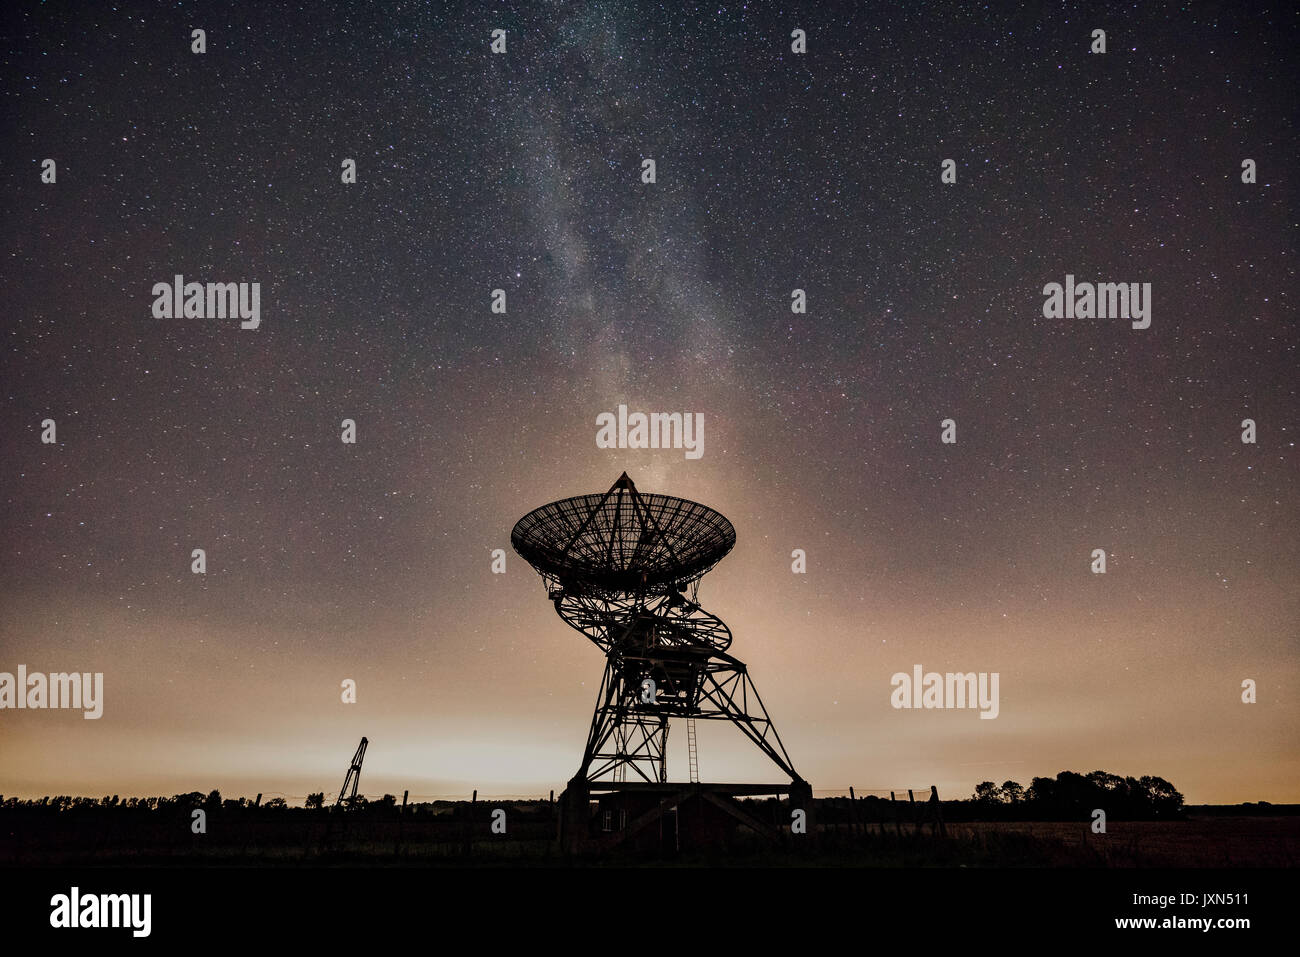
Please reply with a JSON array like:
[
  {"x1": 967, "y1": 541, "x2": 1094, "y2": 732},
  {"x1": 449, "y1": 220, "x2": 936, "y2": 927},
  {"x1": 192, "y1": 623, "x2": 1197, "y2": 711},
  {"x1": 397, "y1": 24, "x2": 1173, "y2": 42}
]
[{"x1": 512, "y1": 472, "x2": 810, "y2": 852}]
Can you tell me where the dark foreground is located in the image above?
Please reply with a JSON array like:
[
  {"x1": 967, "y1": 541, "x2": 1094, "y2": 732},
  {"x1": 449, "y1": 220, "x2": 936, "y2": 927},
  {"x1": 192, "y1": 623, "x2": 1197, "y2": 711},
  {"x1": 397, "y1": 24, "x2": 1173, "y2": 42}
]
[
  {"x1": 4, "y1": 810, "x2": 1293, "y2": 942},
  {"x1": 3, "y1": 812, "x2": 1296, "y2": 868}
]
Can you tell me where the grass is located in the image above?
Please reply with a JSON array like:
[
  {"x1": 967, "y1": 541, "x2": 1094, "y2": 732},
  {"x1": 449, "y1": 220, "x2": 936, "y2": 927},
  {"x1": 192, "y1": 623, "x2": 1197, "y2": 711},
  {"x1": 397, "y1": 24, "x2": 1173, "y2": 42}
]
[{"x1": 7, "y1": 814, "x2": 1296, "y2": 867}]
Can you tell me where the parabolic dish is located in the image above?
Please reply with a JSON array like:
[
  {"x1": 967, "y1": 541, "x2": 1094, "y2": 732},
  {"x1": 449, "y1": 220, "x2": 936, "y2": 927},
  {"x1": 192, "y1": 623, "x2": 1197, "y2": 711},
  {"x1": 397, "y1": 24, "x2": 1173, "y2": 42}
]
[{"x1": 511, "y1": 480, "x2": 736, "y2": 596}]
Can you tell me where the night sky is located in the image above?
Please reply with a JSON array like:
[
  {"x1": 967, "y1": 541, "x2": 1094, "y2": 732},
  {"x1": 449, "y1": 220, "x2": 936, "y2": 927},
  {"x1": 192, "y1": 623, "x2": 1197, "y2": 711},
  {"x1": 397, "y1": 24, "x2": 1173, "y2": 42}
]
[{"x1": 2, "y1": 1, "x2": 1296, "y2": 805}]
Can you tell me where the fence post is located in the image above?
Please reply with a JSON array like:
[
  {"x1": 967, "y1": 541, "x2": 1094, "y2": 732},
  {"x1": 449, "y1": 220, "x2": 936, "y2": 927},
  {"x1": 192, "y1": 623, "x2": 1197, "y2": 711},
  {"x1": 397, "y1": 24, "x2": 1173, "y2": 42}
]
[
  {"x1": 396, "y1": 790, "x2": 409, "y2": 856},
  {"x1": 930, "y1": 785, "x2": 946, "y2": 836},
  {"x1": 464, "y1": 790, "x2": 477, "y2": 857}
]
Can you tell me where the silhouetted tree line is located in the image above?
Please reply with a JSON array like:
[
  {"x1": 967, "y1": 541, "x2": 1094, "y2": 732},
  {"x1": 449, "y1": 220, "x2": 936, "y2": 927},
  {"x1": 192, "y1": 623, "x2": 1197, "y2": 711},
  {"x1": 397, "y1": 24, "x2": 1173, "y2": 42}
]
[
  {"x1": 0, "y1": 771, "x2": 1187, "y2": 823},
  {"x1": 961, "y1": 770, "x2": 1186, "y2": 821},
  {"x1": 1, "y1": 790, "x2": 235, "y2": 814},
  {"x1": 0, "y1": 790, "x2": 556, "y2": 820}
]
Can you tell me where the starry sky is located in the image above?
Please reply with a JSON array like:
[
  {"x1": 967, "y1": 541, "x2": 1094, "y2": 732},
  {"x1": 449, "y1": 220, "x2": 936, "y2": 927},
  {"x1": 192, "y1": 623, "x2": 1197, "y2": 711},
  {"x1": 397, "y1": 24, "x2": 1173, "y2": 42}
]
[{"x1": 2, "y1": 1, "x2": 1296, "y2": 805}]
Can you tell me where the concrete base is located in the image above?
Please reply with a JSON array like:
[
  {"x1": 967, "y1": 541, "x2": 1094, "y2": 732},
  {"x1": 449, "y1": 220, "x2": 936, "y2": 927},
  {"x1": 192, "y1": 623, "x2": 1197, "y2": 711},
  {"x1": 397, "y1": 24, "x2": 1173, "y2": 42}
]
[{"x1": 558, "y1": 778, "x2": 812, "y2": 855}]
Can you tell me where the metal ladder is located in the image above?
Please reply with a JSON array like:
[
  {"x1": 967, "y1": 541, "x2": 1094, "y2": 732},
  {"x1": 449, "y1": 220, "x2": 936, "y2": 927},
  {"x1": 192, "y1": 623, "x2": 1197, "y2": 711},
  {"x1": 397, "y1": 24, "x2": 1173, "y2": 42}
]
[
  {"x1": 614, "y1": 725, "x2": 627, "y2": 783},
  {"x1": 686, "y1": 718, "x2": 700, "y2": 783}
]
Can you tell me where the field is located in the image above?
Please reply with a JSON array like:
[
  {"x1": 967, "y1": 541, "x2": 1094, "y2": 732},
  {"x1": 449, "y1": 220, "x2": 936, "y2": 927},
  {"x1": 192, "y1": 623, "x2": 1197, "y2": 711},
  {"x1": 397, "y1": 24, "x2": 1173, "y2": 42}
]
[
  {"x1": 4, "y1": 806, "x2": 1296, "y2": 867},
  {"x1": 941, "y1": 816, "x2": 1298, "y2": 867}
]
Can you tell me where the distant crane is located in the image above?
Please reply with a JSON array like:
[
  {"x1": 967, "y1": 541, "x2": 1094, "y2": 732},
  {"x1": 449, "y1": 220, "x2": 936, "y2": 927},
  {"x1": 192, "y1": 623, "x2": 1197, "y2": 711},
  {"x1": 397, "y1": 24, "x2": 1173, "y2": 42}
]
[{"x1": 334, "y1": 736, "x2": 368, "y2": 808}]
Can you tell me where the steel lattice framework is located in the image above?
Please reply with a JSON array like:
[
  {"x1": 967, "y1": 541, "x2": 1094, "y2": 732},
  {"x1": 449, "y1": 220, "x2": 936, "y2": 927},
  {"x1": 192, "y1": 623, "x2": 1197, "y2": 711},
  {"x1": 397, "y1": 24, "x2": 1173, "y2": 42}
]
[{"x1": 512, "y1": 473, "x2": 805, "y2": 795}]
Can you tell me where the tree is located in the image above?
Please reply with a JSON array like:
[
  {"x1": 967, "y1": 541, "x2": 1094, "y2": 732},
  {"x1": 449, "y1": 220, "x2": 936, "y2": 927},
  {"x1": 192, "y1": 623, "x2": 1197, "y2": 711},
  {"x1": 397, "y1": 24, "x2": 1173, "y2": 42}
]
[
  {"x1": 1000, "y1": 780, "x2": 1024, "y2": 804},
  {"x1": 1046, "y1": 771, "x2": 1092, "y2": 815},
  {"x1": 305, "y1": 792, "x2": 325, "y2": 809},
  {"x1": 263, "y1": 797, "x2": 288, "y2": 809},
  {"x1": 973, "y1": 781, "x2": 1001, "y2": 804},
  {"x1": 1086, "y1": 770, "x2": 1129, "y2": 805},
  {"x1": 1025, "y1": 776, "x2": 1055, "y2": 806},
  {"x1": 1138, "y1": 775, "x2": 1184, "y2": 818}
]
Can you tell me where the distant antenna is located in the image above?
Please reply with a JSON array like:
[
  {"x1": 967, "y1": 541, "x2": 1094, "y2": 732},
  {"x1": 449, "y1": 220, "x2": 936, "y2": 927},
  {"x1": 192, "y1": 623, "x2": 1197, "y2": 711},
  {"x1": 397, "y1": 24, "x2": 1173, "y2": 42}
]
[{"x1": 334, "y1": 736, "x2": 368, "y2": 808}]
